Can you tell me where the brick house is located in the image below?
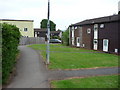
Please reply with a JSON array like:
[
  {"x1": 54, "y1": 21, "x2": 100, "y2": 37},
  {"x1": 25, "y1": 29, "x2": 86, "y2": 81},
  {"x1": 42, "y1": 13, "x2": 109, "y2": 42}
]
[
  {"x1": 34, "y1": 28, "x2": 62, "y2": 40},
  {"x1": 69, "y1": 15, "x2": 119, "y2": 54}
]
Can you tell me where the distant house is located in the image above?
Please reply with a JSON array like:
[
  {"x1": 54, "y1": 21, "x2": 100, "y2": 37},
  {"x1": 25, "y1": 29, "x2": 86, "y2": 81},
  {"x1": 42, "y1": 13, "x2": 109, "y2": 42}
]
[
  {"x1": 0, "y1": 19, "x2": 34, "y2": 37},
  {"x1": 34, "y1": 28, "x2": 62, "y2": 40},
  {"x1": 69, "y1": 15, "x2": 119, "y2": 54}
]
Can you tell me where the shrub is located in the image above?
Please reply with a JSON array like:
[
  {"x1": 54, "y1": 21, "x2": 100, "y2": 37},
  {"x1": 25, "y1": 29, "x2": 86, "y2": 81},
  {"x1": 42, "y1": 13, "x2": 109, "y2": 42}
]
[
  {"x1": 2, "y1": 23, "x2": 21, "y2": 84},
  {"x1": 62, "y1": 29, "x2": 69, "y2": 46}
]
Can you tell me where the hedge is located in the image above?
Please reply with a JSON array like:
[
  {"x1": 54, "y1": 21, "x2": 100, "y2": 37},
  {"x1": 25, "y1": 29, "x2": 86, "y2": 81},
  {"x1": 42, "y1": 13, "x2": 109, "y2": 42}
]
[
  {"x1": 0, "y1": 23, "x2": 2, "y2": 84},
  {"x1": 2, "y1": 23, "x2": 21, "y2": 84}
]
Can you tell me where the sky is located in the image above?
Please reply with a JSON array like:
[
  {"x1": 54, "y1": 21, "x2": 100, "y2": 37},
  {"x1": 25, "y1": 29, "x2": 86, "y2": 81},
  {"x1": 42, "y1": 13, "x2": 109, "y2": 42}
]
[{"x1": 0, "y1": 0, "x2": 119, "y2": 30}]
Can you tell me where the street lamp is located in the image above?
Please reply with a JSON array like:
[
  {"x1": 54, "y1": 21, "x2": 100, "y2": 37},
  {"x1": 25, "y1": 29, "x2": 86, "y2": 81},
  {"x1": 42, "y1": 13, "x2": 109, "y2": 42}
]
[{"x1": 46, "y1": 0, "x2": 50, "y2": 64}]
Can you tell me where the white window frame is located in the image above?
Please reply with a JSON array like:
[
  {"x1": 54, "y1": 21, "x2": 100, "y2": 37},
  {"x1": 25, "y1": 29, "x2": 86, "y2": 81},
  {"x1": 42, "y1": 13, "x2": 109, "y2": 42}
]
[
  {"x1": 24, "y1": 28, "x2": 28, "y2": 32},
  {"x1": 100, "y1": 24, "x2": 104, "y2": 28},
  {"x1": 75, "y1": 26, "x2": 77, "y2": 29},
  {"x1": 115, "y1": 49, "x2": 118, "y2": 53},
  {"x1": 94, "y1": 24, "x2": 98, "y2": 28},
  {"x1": 72, "y1": 26, "x2": 74, "y2": 30},
  {"x1": 87, "y1": 28, "x2": 91, "y2": 34}
]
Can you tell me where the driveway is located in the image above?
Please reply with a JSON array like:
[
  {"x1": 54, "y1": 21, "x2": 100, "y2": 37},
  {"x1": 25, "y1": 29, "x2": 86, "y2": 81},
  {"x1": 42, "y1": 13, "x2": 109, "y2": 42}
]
[{"x1": 7, "y1": 46, "x2": 119, "y2": 88}]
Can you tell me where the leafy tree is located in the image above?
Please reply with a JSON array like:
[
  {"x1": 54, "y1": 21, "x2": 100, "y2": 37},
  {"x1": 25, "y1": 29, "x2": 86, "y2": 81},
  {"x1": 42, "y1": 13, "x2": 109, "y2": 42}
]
[
  {"x1": 40, "y1": 19, "x2": 56, "y2": 31},
  {"x1": 62, "y1": 29, "x2": 69, "y2": 46}
]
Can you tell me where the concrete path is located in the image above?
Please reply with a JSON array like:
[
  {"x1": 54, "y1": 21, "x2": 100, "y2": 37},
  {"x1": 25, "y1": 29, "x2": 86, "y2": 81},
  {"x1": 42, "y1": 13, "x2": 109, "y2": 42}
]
[
  {"x1": 7, "y1": 46, "x2": 49, "y2": 88},
  {"x1": 7, "y1": 46, "x2": 119, "y2": 88}
]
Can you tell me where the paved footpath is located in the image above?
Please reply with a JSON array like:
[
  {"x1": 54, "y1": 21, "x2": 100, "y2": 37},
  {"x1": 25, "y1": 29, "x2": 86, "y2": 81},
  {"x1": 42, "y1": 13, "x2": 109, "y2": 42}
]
[{"x1": 7, "y1": 46, "x2": 119, "y2": 88}]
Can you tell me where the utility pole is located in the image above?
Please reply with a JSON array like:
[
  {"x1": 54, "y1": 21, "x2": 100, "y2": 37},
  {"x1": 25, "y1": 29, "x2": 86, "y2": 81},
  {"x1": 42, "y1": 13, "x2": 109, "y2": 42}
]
[{"x1": 46, "y1": 0, "x2": 50, "y2": 64}]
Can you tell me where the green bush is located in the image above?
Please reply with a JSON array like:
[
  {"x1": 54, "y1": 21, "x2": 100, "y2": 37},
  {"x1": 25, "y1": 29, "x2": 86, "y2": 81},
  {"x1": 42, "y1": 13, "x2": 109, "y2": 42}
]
[
  {"x1": 2, "y1": 23, "x2": 21, "y2": 84},
  {"x1": 62, "y1": 29, "x2": 69, "y2": 46}
]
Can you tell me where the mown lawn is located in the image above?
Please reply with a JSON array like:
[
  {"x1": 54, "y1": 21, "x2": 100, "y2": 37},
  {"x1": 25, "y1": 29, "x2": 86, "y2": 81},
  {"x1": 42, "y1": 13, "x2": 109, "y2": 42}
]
[
  {"x1": 51, "y1": 75, "x2": 119, "y2": 88},
  {"x1": 29, "y1": 44, "x2": 118, "y2": 69}
]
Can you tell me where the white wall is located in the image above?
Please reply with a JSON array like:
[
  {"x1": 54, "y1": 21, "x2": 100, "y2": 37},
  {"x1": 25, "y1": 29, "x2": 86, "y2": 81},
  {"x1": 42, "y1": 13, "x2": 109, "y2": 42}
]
[{"x1": 1, "y1": 20, "x2": 34, "y2": 37}]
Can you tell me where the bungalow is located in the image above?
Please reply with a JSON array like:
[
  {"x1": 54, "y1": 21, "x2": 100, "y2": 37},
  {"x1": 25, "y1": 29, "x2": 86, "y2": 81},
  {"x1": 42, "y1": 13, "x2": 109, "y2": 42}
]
[
  {"x1": 69, "y1": 15, "x2": 119, "y2": 54},
  {"x1": 34, "y1": 28, "x2": 62, "y2": 40},
  {"x1": 0, "y1": 19, "x2": 34, "y2": 37}
]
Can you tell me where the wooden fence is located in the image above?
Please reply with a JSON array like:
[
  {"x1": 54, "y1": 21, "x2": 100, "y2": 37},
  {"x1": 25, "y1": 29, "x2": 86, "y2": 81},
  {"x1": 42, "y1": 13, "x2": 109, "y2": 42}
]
[{"x1": 19, "y1": 37, "x2": 45, "y2": 45}]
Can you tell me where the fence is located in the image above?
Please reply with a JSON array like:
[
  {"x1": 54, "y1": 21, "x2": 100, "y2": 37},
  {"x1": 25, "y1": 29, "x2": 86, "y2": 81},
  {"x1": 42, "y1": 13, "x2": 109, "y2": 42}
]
[{"x1": 19, "y1": 37, "x2": 45, "y2": 45}]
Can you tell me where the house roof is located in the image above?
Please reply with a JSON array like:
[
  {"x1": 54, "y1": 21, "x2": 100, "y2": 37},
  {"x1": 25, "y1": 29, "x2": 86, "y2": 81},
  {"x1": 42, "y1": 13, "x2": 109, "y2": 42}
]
[
  {"x1": 70, "y1": 14, "x2": 119, "y2": 26},
  {"x1": 34, "y1": 28, "x2": 47, "y2": 31},
  {"x1": 51, "y1": 31, "x2": 61, "y2": 33},
  {"x1": 0, "y1": 19, "x2": 34, "y2": 22},
  {"x1": 34, "y1": 28, "x2": 61, "y2": 34}
]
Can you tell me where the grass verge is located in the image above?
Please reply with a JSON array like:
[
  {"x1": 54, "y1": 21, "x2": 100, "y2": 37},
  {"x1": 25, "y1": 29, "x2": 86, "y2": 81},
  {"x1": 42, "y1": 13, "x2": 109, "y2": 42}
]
[
  {"x1": 51, "y1": 75, "x2": 119, "y2": 88},
  {"x1": 29, "y1": 44, "x2": 118, "y2": 70}
]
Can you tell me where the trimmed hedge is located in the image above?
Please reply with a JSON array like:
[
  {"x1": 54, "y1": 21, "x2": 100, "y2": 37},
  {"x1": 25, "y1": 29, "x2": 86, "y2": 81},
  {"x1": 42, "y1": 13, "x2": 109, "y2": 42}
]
[{"x1": 2, "y1": 23, "x2": 21, "y2": 84}]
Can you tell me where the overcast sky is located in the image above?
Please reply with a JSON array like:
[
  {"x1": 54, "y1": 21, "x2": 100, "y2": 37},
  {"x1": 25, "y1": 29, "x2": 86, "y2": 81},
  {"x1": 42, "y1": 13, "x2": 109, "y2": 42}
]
[{"x1": 0, "y1": 0, "x2": 119, "y2": 30}]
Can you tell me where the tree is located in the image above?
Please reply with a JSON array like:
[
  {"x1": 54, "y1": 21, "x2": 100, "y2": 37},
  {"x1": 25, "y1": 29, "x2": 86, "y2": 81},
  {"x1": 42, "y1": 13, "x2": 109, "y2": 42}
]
[
  {"x1": 62, "y1": 29, "x2": 69, "y2": 46},
  {"x1": 40, "y1": 19, "x2": 56, "y2": 31}
]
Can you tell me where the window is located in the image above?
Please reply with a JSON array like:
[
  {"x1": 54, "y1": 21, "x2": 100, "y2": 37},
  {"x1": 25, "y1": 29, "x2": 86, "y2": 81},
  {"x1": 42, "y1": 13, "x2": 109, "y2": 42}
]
[
  {"x1": 103, "y1": 39, "x2": 108, "y2": 46},
  {"x1": 94, "y1": 24, "x2": 98, "y2": 29},
  {"x1": 83, "y1": 44, "x2": 85, "y2": 47},
  {"x1": 24, "y1": 28, "x2": 28, "y2": 31},
  {"x1": 87, "y1": 28, "x2": 91, "y2": 34},
  {"x1": 94, "y1": 40, "x2": 98, "y2": 44},
  {"x1": 100, "y1": 24, "x2": 104, "y2": 28},
  {"x1": 72, "y1": 26, "x2": 74, "y2": 30},
  {"x1": 75, "y1": 26, "x2": 77, "y2": 29},
  {"x1": 115, "y1": 49, "x2": 118, "y2": 53}
]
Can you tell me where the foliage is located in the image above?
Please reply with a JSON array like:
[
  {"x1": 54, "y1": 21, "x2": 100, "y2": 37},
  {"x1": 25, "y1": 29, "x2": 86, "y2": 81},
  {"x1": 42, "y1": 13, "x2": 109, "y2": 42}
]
[
  {"x1": 51, "y1": 75, "x2": 119, "y2": 88},
  {"x1": 2, "y1": 23, "x2": 21, "y2": 84},
  {"x1": 0, "y1": 23, "x2": 2, "y2": 84},
  {"x1": 29, "y1": 44, "x2": 118, "y2": 70},
  {"x1": 40, "y1": 19, "x2": 56, "y2": 31},
  {"x1": 62, "y1": 29, "x2": 69, "y2": 46}
]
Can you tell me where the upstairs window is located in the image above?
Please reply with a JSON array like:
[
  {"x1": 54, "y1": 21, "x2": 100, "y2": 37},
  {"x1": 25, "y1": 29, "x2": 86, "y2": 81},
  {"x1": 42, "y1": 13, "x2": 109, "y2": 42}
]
[
  {"x1": 94, "y1": 24, "x2": 98, "y2": 30},
  {"x1": 24, "y1": 28, "x2": 28, "y2": 31},
  {"x1": 75, "y1": 26, "x2": 77, "y2": 29},
  {"x1": 72, "y1": 26, "x2": 74, "y2": 30},
  {"x1": 87, "y1": 28, "x2": 91, "y2": 34},
  {"x1": 100, "y1": 24, "x2": 105, "y2": 28}
]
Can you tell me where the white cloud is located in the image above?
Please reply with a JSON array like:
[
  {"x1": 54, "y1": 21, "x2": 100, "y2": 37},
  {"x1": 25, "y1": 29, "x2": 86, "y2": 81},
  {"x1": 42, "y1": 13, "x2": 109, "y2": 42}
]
[{"x1": 0, "y1": 0, "x2": 119, "y2": 30}]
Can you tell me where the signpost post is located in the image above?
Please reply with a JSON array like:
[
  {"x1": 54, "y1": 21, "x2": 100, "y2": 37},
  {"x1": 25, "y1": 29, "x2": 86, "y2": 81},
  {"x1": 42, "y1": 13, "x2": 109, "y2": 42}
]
[{"x1": 46, "y1": 0, "x2": 50, "y2": 64}]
